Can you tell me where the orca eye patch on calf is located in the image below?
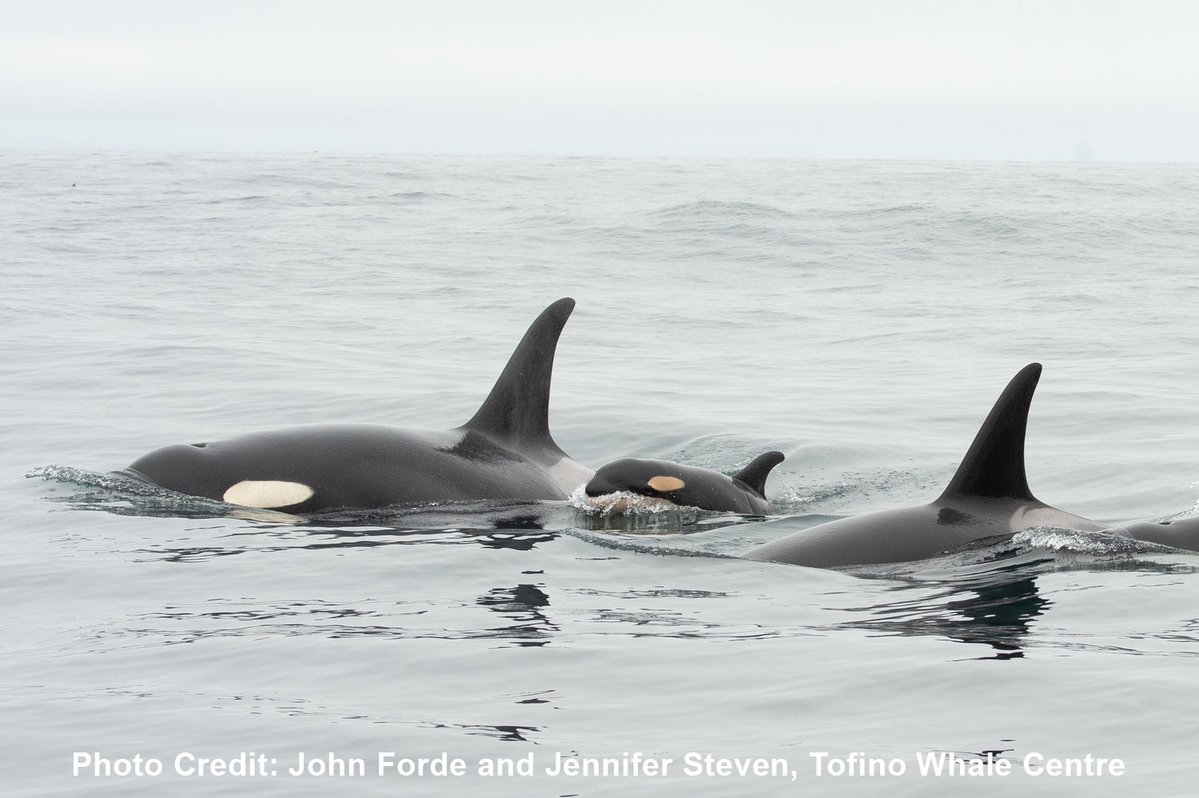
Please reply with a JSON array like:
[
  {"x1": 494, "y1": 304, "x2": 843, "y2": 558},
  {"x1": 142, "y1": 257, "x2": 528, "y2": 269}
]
[{"x1": 647, "y1": 475, "x2": 686, "y2": 492}]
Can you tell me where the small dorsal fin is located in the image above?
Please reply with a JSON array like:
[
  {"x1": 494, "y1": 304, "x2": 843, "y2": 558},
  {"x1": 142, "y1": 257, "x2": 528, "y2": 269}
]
[
  {"x1": 733, "y1": 451, "x2": 785, "y2": 497},
  {"x1": 461, "y1": 298, "x2": 574, "y2": 455},
  {"x1": 938, "y1": 363, "x2": 1041, "y2": 501}
]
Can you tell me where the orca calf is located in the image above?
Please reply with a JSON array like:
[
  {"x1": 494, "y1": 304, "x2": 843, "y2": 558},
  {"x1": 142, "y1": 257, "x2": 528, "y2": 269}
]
[
  {"x1": 583, "y1": 452, "x2": 784, "y2": 514},
  {"x1": 124, "y1": 298, "x2": 594, "y2": 512},
  {"x1": 1105, "y1": 517, "x2": 1199, "y2": 552},
  {"x1": 745, "y1": 364, "x2": 1110, "y2": 568}
]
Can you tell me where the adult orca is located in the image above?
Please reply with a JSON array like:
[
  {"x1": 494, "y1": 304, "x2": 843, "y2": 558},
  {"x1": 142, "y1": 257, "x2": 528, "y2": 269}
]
[
  {"x1": 583, "y1": 452, "x2": 785, "y2": 514},
  {"x1": 123, "y1": 298, "x2": 594, "y2": 512},
  {"x1": 745, "y1": 363, "x2": 1109, "y2": 568}
]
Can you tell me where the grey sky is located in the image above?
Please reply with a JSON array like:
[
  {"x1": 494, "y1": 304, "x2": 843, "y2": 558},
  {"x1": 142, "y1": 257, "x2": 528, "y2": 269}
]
[{"x1": 4, "y1": 0, "x2": 1197, "y2": 160}]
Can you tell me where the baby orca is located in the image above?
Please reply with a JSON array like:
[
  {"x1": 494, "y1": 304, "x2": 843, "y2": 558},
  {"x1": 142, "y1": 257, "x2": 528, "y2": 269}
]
[{"x1": 584, "y1": 451, "x2": 784, "y2": 514}]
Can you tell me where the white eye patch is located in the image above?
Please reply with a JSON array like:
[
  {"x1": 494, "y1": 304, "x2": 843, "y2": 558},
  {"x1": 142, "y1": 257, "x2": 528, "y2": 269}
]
[
  {"x1": 647, "y1": 475, "x2": 686, "y2": 492},
  {"x1": 223, "y1": 480, "x2": 315, "y2": 509}
]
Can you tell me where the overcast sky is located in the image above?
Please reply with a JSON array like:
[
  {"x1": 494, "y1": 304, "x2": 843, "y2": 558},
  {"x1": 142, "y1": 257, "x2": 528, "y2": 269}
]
[{"x1": 4, "y1": 0, "x2": 1198, "y2": 160}]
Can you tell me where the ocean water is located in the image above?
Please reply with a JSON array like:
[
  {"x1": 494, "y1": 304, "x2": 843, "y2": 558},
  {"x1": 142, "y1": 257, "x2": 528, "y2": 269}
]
[{"x1": 2, "y1": 152, "x2": 1198, "y2": 796}]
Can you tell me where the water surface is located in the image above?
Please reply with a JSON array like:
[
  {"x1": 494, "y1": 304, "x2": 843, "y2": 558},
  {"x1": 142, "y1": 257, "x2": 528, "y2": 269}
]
[{"x1": 3, "y1": 153, "x2": 1198, "y2": 796}]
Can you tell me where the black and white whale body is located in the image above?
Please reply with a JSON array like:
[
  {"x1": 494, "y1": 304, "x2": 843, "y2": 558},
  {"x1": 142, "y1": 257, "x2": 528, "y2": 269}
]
[
  {"x1": 584, "y1": 451, "x2": 785, "y2": 514},
  {"x1": 124, "y1": 298, "x2": 594, "y2": 512},
  {"x1": 745, "y1": 364, "x2": 1109, "y2": 568}
]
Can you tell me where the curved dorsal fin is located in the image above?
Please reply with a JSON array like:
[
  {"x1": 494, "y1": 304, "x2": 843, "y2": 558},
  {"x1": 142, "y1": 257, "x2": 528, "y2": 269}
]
[
  {"x1": 938, "y1": 363, "x2": 1041, "y2": 502},
  {"x1": 461, "y1": 298, "x2": 575, "y2": 455},
  {"x1": 733, "y1": 451, "x2": 785, "y2": 497}
]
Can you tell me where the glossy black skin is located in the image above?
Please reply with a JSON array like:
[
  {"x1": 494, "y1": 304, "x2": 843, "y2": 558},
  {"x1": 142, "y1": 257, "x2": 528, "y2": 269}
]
[
  {"x1": 585, "y1": 452, "x2": 784, "y2": 514},
  {"x1": 126, "y1": 426, "x2": 584, "y2": 513},
  {"x1": 1106, "y1": 517, "x2": 1199, "y2": 551},
  {"x1": 746, "y1": 497, "x2": 1106, "y2": 569},
  {"x1": 746, "y1": 363, "x2": 1108, "y2": 568},
  {"x1": 125, "y1": 298, "x2": 593, "y2": 512}
]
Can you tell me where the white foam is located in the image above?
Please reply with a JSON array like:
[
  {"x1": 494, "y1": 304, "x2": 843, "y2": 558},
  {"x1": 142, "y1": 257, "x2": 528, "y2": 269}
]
[
  {"x1": 1012, "y1": 525, "x2": 1170, "y2": 556},
  {"x1": 568, "y1": 485, "x2": 678, "y2": 516}
]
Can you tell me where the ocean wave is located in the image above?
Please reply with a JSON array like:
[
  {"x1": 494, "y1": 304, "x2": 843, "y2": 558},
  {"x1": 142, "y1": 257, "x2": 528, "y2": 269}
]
[
  {"x1": 1012, "y1": 526, "x2": 1178, "y2": 556},
  {"x1": 647, "y1": 199, "x2": 796, "y2": 221}
]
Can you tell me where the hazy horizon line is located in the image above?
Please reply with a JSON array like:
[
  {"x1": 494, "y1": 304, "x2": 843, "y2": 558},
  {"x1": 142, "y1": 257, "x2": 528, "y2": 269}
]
[{"x1": 6, "y1": 144, "x2": 1194, "y2": 167}]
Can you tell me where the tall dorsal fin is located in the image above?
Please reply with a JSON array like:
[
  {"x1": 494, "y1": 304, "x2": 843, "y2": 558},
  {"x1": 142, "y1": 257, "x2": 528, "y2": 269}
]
[
  {"x1": 733, "y1": 451, "x2": 785, "y2": 497},
  {"x1": 461, "y1": 298, "x2": 574, "y2": 455},
  {"x1": 938, "y1": 363, "x2": 1041, "y2": 501}
]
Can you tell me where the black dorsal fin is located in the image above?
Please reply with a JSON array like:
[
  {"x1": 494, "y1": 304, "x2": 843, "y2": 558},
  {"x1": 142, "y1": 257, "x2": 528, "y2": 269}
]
[
  {"x1": 733, "y1": 451, "x2": 785, "y2": 497},
  {"x1": 938, "y1": 363, "x2": 1041, "y2": 502},
  {"x1": 461, "y1": 298, "x2": 574, "y2": 455}
]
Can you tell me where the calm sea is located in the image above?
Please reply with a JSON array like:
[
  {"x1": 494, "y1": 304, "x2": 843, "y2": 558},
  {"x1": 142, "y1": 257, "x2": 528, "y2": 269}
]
[{"x1": 2, "y1": 152, "x2": 1198, "y2": 796}]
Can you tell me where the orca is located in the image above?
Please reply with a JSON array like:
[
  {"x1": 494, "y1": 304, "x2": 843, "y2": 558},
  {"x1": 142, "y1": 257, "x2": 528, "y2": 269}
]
[
  {"x1": 1105, "y1": 517, "x2": 1199, "y2": 552},
  {"x1": 123, "y1": 298, "x2": 594, "y2": 512},
  {"x1": 744, "y1": 363, "x2": 1110, "y2": 568},
  {"x1": 583, "y1": 451, "x2": 784, "y2": 514}
]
